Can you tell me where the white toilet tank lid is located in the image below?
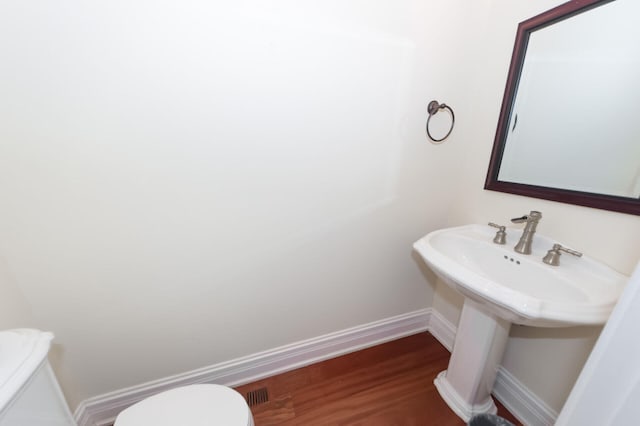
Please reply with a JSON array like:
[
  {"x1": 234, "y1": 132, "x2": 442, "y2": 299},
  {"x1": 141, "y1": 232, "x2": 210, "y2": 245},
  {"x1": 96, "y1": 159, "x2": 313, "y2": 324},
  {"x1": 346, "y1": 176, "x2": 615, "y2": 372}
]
[
  {"x1": 0, "y1": 329, "x2": 53, "y2": 412},
  {"x1": 115, "y1": 384, "x2": 253, "y2": 426}
]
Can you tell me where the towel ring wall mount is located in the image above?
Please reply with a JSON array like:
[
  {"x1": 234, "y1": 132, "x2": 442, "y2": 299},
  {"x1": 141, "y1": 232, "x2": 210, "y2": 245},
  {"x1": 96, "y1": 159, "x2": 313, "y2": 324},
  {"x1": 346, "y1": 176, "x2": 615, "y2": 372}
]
[{"x1": 426, "y1": 100, "x2": 455, "y2": 143}]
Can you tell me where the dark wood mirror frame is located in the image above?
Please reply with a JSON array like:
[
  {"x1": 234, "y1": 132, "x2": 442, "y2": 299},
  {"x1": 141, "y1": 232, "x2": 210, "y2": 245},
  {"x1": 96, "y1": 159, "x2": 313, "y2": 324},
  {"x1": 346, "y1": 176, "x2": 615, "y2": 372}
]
[{"x1": 484, "y1": 0, "x2": 639, "y2": 216}]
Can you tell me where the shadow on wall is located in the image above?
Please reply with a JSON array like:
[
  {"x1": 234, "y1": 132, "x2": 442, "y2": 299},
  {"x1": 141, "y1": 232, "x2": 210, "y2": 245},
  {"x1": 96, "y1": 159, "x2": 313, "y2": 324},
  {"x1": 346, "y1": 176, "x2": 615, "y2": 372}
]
[
  {"x1": 0, "y1": 258, "x2": 35, "y2": 329},
  {"x1": 411, "y1": 250, "x2": 439, "y2": 293}
]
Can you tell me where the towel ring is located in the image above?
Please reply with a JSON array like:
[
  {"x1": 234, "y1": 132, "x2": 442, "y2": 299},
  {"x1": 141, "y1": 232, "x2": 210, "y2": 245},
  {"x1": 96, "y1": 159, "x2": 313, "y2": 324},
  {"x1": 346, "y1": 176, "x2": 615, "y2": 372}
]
[{"x1": 426, "y1": 100, "x2": 455, "y2": 143}]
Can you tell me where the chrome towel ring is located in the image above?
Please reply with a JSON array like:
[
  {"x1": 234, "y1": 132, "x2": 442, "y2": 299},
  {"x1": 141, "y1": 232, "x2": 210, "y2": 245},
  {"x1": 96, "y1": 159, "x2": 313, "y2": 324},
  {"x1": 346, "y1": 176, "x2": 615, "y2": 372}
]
[{"x1": 426, "y1": 100, "x2": 455, "y2": 143}]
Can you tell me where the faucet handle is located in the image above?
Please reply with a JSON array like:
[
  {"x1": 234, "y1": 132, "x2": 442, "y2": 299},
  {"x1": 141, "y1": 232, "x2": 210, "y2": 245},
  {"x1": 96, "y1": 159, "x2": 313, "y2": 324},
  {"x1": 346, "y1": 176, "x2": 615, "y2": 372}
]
[
  {"x1": 542, "y1": 243, "x2": 583, "y2": 266},
  {"x1": 488, "y1": 222, "x2": 507, "y2": 245},
  {"x1": 558, "y1": 245, "x2": 582, "y2": 258},
  {"x1": 510, "y1": 215, "x2": 528, "y2": 224},
  {"x1": 511, "y1": 210, "x2": 542, "y2": 224}
]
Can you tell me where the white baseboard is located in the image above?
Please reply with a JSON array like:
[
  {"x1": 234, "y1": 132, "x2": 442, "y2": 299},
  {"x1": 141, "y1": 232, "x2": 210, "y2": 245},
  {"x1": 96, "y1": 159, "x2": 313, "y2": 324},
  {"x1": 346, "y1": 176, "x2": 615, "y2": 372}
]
[
  {"x1": 493, "y1": 367, "x2": 558, "y2": 426},
  {"x1": 427, "y1": 309, "x2": 457, "y2": 351},
  {"x1": 427, "y1": 312, "x2": 559, "y2": 426},
  {"x1": 75, "y1": 308, "x2": 557, "y2": 426},
  {"x1": 74, "y1": 309, "x2": 431, "y2": 426}
]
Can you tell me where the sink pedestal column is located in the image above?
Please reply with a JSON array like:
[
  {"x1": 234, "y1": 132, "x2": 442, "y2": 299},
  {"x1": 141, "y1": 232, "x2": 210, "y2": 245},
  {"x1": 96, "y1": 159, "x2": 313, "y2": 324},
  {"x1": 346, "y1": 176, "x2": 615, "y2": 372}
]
[{"x1": 434, "y1": 298, "x2": 511, "y2": 422}]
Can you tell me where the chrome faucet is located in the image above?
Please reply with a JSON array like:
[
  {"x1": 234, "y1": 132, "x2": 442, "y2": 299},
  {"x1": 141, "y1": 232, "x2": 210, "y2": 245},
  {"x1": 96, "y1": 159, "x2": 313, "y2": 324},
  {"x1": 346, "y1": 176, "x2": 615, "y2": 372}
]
[{"x1": 511, "y1": 211, "x2": 542, "y2": 254}]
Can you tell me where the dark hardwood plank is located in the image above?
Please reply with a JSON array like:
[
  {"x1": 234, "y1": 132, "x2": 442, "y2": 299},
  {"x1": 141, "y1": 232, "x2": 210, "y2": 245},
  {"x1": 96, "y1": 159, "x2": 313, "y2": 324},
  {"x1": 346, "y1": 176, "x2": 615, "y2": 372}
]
[{"x1": 235, "y1": 332, "x2": 521, "y2": 425}]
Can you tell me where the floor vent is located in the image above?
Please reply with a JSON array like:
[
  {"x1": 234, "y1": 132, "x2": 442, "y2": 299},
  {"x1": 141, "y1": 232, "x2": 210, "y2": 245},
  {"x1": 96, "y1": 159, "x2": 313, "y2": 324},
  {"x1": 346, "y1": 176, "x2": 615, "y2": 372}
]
[{"x1": 246, "y1": 387, "x2": 269, "y2": 407}]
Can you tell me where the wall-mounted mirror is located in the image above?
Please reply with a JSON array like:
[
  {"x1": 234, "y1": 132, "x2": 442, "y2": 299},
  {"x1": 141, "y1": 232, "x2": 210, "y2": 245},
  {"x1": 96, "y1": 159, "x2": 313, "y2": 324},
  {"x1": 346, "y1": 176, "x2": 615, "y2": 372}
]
[{"x1": 485, "y1": 0, "x2": 640, "y2": 215}]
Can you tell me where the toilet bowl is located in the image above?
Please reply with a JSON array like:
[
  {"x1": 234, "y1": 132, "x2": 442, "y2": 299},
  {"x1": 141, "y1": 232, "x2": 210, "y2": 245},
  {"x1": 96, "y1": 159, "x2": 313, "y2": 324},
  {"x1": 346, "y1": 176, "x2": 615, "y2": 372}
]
[{"x1": 114, "y1": 384, "x2": 254, "y2": 426}]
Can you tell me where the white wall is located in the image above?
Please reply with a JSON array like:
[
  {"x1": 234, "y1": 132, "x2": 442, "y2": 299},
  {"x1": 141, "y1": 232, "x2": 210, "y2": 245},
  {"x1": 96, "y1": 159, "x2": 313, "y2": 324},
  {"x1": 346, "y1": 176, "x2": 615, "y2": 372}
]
[
  {"x1": 0, "y1": 0, "x2": 471, "y2": 409},
  {"x1": 0, "y1": 258, "x2": 35, "y2": 330},
  {"x1": 434, "y1": 0, "x2": 640, "y2": 414},
  {"x1": 1, "y1": 0, "x2": 638, "y2": 417}
]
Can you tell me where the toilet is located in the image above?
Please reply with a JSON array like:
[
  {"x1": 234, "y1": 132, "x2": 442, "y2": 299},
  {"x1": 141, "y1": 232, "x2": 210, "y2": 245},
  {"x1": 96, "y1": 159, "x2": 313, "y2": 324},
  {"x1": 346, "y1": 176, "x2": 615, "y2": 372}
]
[
  {"x1": 114, "y1": 383, "x2": 254, "y2": 426},
  {"x1": 0, "y1": 328, "x2": 253, "y2": 426}
]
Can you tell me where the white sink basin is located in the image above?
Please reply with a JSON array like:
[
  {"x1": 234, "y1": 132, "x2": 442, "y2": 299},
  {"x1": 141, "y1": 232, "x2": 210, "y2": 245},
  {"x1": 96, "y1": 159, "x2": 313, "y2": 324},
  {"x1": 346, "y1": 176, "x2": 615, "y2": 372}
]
[
  {"x1": 414, "y1": 224, "x2": 627, "y2": 327},
  {"x1": 413, "y1": 224, "x2": 629, "y2": 421}
]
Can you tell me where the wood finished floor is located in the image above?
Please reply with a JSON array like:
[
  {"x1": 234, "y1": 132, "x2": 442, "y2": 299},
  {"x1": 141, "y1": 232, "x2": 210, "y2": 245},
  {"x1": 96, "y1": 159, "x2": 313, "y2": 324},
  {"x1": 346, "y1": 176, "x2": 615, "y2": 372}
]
[{"x1": 235, "y1": 332, "x2": 521, "y2": 426}]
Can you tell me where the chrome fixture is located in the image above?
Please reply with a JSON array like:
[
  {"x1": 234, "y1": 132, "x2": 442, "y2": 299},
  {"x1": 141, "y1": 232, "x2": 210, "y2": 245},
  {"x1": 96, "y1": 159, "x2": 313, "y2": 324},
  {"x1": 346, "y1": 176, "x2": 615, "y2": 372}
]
[
  {"x1": 543, "y1": 243, "x2": 583, "y2": 266},
  {"x1": 511, "y1": 210, "x2": 542, "y2": 254},
  {"x1": 488, "y1": 222, "x2": 506, "y2": 245}
]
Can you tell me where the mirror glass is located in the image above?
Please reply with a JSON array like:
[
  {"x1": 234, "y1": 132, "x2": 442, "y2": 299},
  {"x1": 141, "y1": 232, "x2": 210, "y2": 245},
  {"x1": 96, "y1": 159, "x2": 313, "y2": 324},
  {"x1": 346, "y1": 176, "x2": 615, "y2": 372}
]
[{"x1": 485, "y1": 0, "x2": 640, "y2": 215}]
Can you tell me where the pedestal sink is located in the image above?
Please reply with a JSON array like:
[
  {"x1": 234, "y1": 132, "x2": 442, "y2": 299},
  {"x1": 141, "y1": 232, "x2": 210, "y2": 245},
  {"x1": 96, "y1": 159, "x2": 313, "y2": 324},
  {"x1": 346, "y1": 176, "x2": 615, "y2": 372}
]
[{"x1": 413, "y1": 224, "x2": 627, "y2": 421}]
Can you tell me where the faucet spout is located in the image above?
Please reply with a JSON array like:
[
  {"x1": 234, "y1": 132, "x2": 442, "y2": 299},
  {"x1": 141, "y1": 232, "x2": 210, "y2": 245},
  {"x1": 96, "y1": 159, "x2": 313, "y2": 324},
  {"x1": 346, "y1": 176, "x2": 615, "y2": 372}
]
[{"x1": 511, "y1": 210, "x2": 542, "y2": 254}]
